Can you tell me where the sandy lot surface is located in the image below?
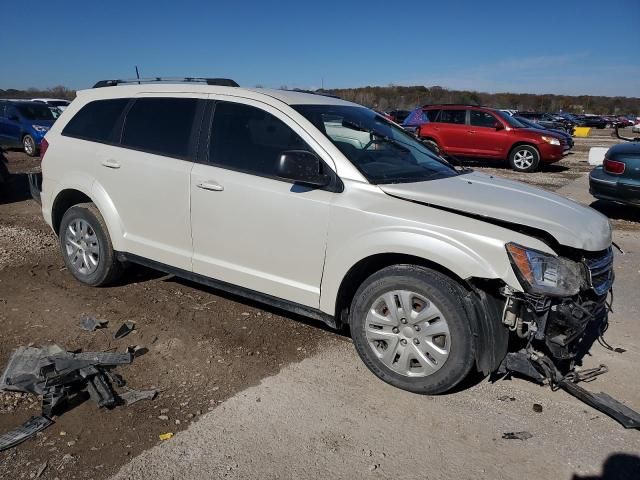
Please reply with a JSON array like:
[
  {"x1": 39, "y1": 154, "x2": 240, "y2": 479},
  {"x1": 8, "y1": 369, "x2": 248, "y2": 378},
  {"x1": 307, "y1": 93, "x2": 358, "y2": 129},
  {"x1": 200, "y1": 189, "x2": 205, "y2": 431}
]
[{"x1": 1, "y1": 128, "x2": 639, "y2": 479}]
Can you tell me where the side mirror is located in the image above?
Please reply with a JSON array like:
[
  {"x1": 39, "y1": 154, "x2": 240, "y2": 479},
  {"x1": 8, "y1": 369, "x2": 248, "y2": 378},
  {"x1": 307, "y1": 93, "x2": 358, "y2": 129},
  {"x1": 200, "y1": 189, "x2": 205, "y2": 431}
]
[
  {"x1": 495, "y1": 122, "x2": 505, "y2": 131},
  {"x1": 277, "y1": 150, "x2": 331, "y2": 187}
]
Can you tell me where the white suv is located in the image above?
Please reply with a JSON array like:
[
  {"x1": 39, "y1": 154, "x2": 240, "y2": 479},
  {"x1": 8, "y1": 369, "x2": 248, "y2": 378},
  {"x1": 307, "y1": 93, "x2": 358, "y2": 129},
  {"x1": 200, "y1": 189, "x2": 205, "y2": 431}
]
[{"x1": 38, "y1": 78, "x2": 614, "y2": 394}]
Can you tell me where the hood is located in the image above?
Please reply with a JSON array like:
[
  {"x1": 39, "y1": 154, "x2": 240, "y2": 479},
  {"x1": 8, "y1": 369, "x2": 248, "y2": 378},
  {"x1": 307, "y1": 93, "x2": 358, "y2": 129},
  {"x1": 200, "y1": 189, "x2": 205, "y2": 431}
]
[{"x1": 379, "y1": 172, "x2": 611, "y2": 252}]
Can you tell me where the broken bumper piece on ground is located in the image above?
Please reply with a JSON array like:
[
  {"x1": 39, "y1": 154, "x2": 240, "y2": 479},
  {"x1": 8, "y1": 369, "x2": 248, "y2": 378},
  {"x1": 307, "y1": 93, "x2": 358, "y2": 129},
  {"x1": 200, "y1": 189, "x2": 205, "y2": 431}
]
[
  {"x1": 0, "y1": 344, "x2": 157, "y2": 451},
  {"x1": 499, "y1": 350, "x2": 640, "y2": 429}
]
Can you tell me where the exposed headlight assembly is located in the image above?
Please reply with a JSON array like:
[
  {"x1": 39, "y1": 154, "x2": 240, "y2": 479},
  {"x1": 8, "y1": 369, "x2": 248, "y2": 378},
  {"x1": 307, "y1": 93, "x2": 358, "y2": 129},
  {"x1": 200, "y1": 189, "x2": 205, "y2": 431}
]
[
  {"x1": 506, "y1": 243, "x2": 585, "y2": 297},
  {"x1": 541, "y1": 135, "x2": 560, "y2": 146}
]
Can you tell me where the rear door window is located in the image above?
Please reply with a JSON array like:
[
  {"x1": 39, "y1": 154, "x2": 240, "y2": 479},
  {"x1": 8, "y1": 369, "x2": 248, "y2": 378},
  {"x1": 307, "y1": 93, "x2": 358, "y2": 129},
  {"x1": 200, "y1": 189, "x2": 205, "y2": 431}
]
[
  {"x1": 62, "y1": 99, "x2": 129, "y2": 143},
  {"x1": 470, "y1": 110, "x2": 498, "y2": 128},
  {"x1": 208, "y1": 101, "x2": 310, "y2": 178},
  {"x1": 438, "y1": 110, "x2": 466, "y2": 125},
  {"x1": 122, "y1": 98, "x2": 199, "y2": 159},
  {"x1": 425, "y1": 109, "x2": 440, "y2": 122}
]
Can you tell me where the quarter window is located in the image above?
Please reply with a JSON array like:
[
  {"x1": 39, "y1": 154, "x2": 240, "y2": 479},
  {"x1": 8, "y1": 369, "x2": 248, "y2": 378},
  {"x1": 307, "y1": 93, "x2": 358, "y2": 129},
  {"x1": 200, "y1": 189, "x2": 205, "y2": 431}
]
[
  {"x1": 62, "y1": 99, "x2": 129, "y2": 143},
  {"x1": 208, "y1": 101, "x2": 309, "y2": 177},
  {"x1": 438, "y1": 110, "x2": 466, "y2": 125},
  {"x1": 470, "y1": 110, "x2": 498, "y2": 128},
  {"x1": 122, "y1": 98, "x2": 199, "y2": 158}
]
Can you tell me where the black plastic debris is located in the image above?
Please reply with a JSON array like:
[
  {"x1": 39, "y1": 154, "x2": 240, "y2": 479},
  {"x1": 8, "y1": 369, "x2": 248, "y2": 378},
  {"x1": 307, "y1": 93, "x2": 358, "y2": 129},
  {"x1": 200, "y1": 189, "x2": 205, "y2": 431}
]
[
  {"x1": 79, "y1": 315, "x2": 108, "y2": 332},
  {"x1": 114, "y1": 321, "x2": 136, "y2": 339},
  {"x1": 498, "y1": 349, "x2": 640, "y2": 430},
  {"x1": 502, "y1": 431, "x2": 533, "y2": 441},
  {"x1": 0, "y1": 344, "x2": 155, "y2": 451},
  {"x1": 0, "y1": 416, "x2": 54, "y2": 452},
  {"x1": 127, "y1": 345, "x2": 149, "y2": 358}
]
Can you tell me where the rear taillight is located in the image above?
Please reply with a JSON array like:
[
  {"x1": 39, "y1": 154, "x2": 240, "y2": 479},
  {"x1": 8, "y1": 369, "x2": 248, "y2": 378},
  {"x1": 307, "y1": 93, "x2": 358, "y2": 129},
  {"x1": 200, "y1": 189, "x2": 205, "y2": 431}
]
[
  {"x1": 40, "y1": 138, "x2": 49, "y2": 159},
  {"x1": 604, "y1": 158, "x2": 625, "y2": 175}
]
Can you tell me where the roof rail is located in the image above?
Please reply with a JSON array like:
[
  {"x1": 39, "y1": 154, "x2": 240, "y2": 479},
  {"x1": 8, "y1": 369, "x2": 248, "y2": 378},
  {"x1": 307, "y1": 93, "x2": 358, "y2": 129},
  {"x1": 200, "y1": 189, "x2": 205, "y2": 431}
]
[
  {"x1": 286, "y1": 88, "x2": 341, "y2": 99},
  {"x1": 92, "y1": 77, "x2": 239, "y2": 88}
]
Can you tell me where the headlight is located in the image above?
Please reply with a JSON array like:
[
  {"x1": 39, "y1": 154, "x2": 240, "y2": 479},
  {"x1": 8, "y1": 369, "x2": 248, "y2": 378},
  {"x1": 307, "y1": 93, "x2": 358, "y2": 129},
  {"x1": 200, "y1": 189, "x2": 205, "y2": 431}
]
[
  {"x1": 541, "y1": 135, "x2": 560, "y2": 146},
  {"x1": 506, "y1": 243, "x2": 585, "y2": 297},
  {"x1": 32, "y1": 125, "x2": 49, "y2": 133}
]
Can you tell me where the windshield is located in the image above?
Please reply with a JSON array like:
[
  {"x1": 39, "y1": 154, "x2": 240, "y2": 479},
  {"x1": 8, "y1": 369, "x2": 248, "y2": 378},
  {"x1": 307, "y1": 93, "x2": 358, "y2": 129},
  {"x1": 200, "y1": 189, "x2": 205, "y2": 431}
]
[
  {"x1": 292, "y1": 105, "x2": 459, "y2": 184},
  {"x1": 495, "y1": 110, "x2": 527, "y2": 128},
  {"x1": 16, "y1": 103, "x2": 55, "y2": 121}
]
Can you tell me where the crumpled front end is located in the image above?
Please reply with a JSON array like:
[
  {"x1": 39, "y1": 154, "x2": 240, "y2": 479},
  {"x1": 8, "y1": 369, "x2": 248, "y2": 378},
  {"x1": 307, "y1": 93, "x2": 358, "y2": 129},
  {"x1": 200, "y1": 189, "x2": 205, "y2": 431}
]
[{"x1": 500, "y1": 246, "x2": 614, "y2": 373}]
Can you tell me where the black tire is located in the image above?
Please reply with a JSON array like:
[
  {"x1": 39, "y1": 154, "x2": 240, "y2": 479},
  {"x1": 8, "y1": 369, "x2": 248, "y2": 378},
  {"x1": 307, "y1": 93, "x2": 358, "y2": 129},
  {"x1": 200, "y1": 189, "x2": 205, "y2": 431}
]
[
  {"x1": 349, "y1": 265, "x2": 476, "y2": 394},
  {"x1": 59, "y1": 202, "x2": 122, "y2": 286},
  {"x1": 508, "y1": 144, "x2": 540, "y2": 172},
  {"x1": 23, "y1": 135, "x2": 37, "y2": 157}
]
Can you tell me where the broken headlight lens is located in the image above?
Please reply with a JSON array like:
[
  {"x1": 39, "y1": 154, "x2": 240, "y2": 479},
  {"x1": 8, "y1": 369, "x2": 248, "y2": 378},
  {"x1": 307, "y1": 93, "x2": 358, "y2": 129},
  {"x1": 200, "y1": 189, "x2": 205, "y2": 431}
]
[{"x1": 506, "y1": 243, "x2": 585, "y2": 297}]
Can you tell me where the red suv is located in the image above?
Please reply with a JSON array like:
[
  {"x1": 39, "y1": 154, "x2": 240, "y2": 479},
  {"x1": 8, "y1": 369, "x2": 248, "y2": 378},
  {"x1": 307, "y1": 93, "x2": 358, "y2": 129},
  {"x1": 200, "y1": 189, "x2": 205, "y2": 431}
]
[{"x1": 416, "y1": 105, "x2": 566, "y2": 172}]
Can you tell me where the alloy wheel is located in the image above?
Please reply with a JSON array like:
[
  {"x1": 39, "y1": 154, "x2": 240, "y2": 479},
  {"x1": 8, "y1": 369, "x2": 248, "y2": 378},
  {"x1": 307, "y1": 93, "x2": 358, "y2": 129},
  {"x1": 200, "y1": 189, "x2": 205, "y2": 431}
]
[
  {"x1": 23, "y1": 136, "x2": 35, "y2": 156},
  {"x1": 513, "y1": 149, "x2": 534, "y2": 170},
  {"x1": 364, "y1": 290, "x2": 450, "y2": 377},
  {"x1": 64, "y1": 218, "x2": 100, "y2": 276}
]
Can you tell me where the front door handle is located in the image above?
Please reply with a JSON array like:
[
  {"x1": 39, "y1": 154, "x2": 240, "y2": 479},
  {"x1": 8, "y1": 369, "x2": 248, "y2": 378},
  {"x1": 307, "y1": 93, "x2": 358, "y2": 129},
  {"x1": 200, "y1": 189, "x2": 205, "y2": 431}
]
[
  {"x1": 101, "y1": 159, "x2": 121, "y2": 169},
  {"x1": 197, "y1": 181, "x2": 224, "y2": 192}
]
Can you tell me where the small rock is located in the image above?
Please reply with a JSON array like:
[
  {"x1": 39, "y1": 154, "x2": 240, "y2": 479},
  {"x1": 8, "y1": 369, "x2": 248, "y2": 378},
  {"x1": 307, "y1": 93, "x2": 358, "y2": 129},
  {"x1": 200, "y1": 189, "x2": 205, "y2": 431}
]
[
  {"x1": 160, "y1": 408, "x2": 169, "y2": 414},
  {"x1": 532, "y1": 403, "x2": 543, "y2": 413},
  {"x1": 369, "y1": 464, "x2": 380, "y2": 471},
  {"x1": 175, "y1": 419, "x2": 181, "y2": 425},
  {"x1": 158, "y1": 415, "x2": 169, "y2": 421},
  {"x1": 66, "y1": 441, "x2": 76, "y2": 447}
]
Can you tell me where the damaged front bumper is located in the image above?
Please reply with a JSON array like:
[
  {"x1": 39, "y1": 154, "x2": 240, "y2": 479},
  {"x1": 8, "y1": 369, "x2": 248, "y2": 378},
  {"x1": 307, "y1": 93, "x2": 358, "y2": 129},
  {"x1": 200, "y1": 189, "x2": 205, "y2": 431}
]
[
  {"x1": 501, "y1": 246, "x2": 614, "y2": 366},
  {"x1": 496, "y1": 246, "x2": 640, "y2": 428}
]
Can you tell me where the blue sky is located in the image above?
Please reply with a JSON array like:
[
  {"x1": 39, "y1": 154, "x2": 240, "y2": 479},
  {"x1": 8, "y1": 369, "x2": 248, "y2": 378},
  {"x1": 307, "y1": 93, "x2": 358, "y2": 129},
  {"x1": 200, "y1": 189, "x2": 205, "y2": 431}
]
[{"x1": 1, "y1": 0, "x2": 638, "y2": 96}]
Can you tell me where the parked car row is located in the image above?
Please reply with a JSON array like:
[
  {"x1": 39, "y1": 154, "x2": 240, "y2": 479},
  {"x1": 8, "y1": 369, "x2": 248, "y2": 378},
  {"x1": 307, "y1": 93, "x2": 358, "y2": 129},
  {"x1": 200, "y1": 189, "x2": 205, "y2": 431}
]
[{"x1": 0, "y1": 98, "x2": 69, "y2": 156}]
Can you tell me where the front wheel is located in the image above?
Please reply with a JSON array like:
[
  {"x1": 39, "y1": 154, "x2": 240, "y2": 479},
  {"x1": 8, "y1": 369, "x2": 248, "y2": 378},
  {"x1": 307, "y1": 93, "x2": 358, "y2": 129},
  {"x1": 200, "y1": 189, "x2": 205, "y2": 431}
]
[
  {"x1": 509, "y1": 145, "x2": 540, "y2": 172},
  {"x1": 349, "y1": 265, "x2": 476, "y2": 394},
  {"x1": 23, "y1": 135, "x2": 37, "y2": 157}
]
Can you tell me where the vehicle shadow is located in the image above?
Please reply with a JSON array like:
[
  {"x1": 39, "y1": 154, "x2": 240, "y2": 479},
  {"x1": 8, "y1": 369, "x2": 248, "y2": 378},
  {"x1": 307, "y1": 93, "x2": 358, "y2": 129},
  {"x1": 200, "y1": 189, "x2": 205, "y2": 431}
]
[
  {"x1": 571, "y1": 453, "x2": 640, "y2": 480},
  {"x1": 117, "y1": 264, "x2": 350, "y2": 338},
  {"x1": 590, "y1": 200, "x2": 640, "y2": 223}
]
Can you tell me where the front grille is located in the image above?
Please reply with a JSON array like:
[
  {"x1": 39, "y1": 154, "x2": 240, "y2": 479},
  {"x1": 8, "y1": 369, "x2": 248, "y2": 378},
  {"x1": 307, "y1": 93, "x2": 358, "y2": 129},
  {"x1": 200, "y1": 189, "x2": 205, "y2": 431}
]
[{"x1": 583, "y1": 247, "x2": 614, "y2": 296}]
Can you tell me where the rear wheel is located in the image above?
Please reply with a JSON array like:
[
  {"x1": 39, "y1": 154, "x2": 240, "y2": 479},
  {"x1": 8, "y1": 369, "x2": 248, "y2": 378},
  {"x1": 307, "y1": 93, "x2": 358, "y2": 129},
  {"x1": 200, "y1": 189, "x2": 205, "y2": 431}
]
[
  {"x1": 509, "y1": 145, "x2": 540, "y2": 172},
  {"x1": 349, "y1": 265, "x2": 476, "y2": 394},
  {"x1": 23, "y1": 135, "x2": 37, "y2": 157},
  {"x1": 59, "y1": 203, "x2": 123, "y2": 286}
]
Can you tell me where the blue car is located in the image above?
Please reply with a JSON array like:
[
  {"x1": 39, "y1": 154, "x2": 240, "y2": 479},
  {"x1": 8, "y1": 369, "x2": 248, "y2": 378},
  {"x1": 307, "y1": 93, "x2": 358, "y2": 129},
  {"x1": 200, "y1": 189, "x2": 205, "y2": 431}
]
[{"x1": 0, "y1": 100, "x2": 56, "y2": 156}]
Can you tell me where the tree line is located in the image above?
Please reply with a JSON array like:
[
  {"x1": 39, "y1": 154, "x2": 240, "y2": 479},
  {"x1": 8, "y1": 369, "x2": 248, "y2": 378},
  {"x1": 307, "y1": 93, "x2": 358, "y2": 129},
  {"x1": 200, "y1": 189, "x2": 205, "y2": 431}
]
[
  {"x1": 2, "y1": 84, "x2": 638, "y2": 115},
  {"x1": 322, "y1": 85, "x2": 640, "y2": 115},
  {"x1": 0, "y1": 86, "x2": 76, "y2": 100}
]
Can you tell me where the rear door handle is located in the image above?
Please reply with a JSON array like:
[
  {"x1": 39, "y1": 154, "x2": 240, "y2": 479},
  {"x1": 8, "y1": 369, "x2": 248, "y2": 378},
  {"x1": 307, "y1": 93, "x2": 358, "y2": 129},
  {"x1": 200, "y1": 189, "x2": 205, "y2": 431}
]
[
  {"x1": 101, "y1": 159, "x2": 120, "y2": 169},
  {"x1": 197, "y1": 181, "x2": 224, "y2": 192}
]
